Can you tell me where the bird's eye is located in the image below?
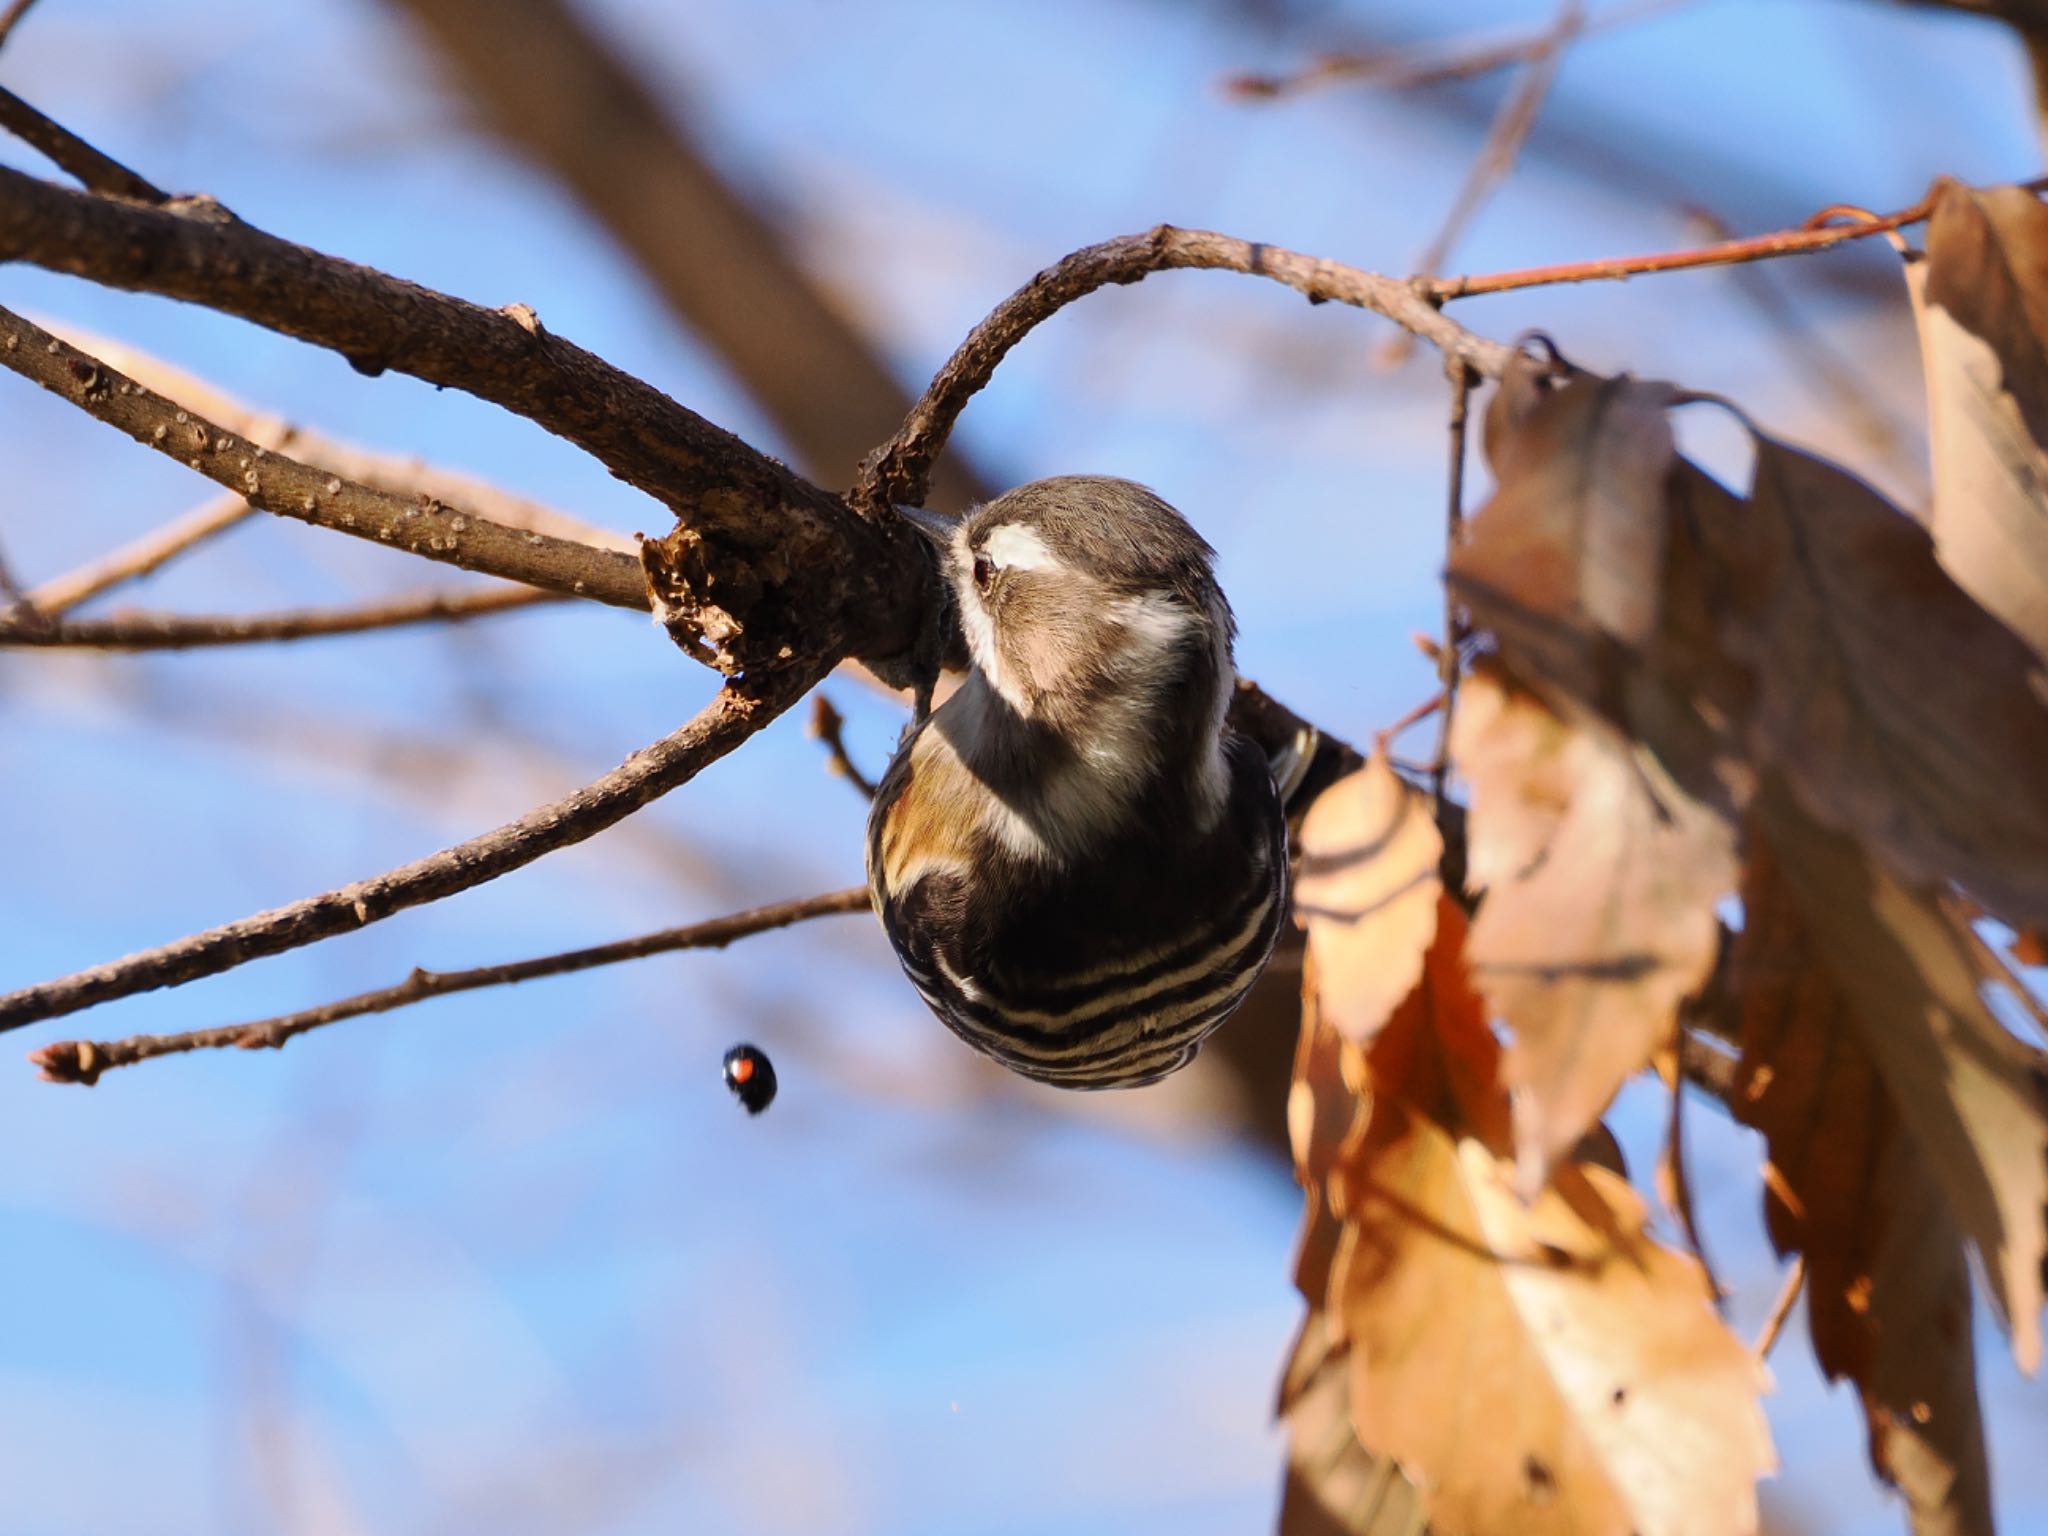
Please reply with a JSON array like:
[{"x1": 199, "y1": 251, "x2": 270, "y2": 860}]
[{"x1": 972, "y1": 554, "x2": 996, "y2": 591}]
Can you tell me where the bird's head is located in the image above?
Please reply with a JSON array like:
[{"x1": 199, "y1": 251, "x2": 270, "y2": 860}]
[{"x1": 897, "y1": 476, "x2": 1234, "y2": 724}]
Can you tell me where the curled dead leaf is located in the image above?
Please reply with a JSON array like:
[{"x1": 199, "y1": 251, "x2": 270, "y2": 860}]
[
  {"x1": 1295, "y1": 751, "x2": 1444, "y2": 1045},
  {"x1": 1450, "y1": 362, "x2": 1680, "y2": 714},
  {"x1": 1909, "y1": 178, "x2": 2048, "y2": 664}
]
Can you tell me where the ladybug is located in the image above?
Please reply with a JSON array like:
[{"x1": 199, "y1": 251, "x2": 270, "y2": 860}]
[{"x1": 722, "y1": 1043, "x2": 777, "y2": 1115}]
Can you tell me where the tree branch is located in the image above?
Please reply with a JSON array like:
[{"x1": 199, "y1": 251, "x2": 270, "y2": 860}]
[
  {"x1": 1221, "y1": 0, "x2": 1693, "y2": 98},
  {"x1": 0, "y1": 84, "x2": 167, "y2": 202},
  {"x1": 857, "y1": 225, "x2": 1516, "y2": 515},
  {"x1": 29, "y1": 886, "x2": 870, "y2": 1083},
  {"x1": 1420, "y1": 177, "x2": 2048, "y2": 300},
  {"x1": 0, "y1": 0, "x2": 41, "y2": 50},
  {"x1": 0, "y1": 160, "x2": 927, "y2": 673},
  {"x1": 1409, "y1": 0, "x2": 1584, "y2": 283},
  {"x1": 806, "y1": 693, "x2": 878, "y2": 800},
  {"x1": 39, "y1": 321, "x2": 637, "y2": 552},
  {"x1": 0, "y1": 660, "x2": 827, "y2": 1033},
  {"x1": 0, "y1": 304, "x2": 650, "y2": 610},
  {"x1": 0, "y1": 582, "x2": 559, "y2": 650}
]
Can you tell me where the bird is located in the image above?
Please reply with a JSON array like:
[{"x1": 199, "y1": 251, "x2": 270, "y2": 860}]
[{"x1": 865, "y1": 475, "x2": 1290, "y2": 1089}]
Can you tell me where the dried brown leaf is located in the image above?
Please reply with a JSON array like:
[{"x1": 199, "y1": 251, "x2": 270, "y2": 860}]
[
  {"x1": 1283, "y1": 948, "x2": 1427, "y2": 1534},
  {"x1": 1279, "y1": 1309, "x2": 1428, "y2": 1536},
  {"x1": 1449, "y1": 364, "x2": 1680, "y2": 711},
  {"x1": 1909, "y1": 179, "x2": 2048, "y2": 663},
  {"x1": 1720, "y1": 437, "x2": 2048, "y2": 927},
  {"x1": 1363, "y1": 894, "x2": 1512, "y2": 1150},
  {"x1": 1328, "y1": 1110, "x2": 1771, "y2": 1536},
  {"x1": 1453, "y1": 665, "x2": 1734, "y2": 1190},
  {"x1": 1296, "y1": 750, "x2": 1445, "y2": 1044},
  {"x1": 1733, "y1": 846, "x2": 1993, "y2": 1534},
  {"x1": 1758, "y1": 784, "x2": 2048, "y2": 1371}
]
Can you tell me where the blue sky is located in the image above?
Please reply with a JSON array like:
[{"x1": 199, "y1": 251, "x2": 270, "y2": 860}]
[{"x1": 1, "y1": 0, "x2": 2045, "y2": 1531}]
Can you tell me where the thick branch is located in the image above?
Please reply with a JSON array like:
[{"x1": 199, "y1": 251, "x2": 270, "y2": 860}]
[
  {"x1": 0, "y1": 583, "x2": 558, "y2": 650},
  {"x1": 857, "y1": 225, "x2": 1515, "y2": 513},
  {"x1": 30, "y1": 887, "x2": 869, "y2": 1082},
  {"x1": 0, "y1": 162, "x2": 927, "y2": 672},
  {"x1": 0, "y1": 304, "x2": 650, "y2": 609},
  {"x1": 0, "y1": 661, "x2": 827, "y2": 1033}
]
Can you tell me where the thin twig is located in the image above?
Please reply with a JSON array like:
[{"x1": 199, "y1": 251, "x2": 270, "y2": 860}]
[
  {"x1": 0, "y1": 0, "x2": 40, "y2": 49},
  {"x1": 29, "y1": 887, "x2": 870, "y2": 1083},
  {"x1": 1658, "y1": 1035, "x2": 1725, "y2": 1301},
  {"x1": 0, "y1": 533, "x2": 26, "y2": 605},
  {"x1": 0, "y1": 85, "x2": 167, "y2": 202},
  {"x1": 0, "y1": 661, "x2": 827, "y2": 1033},
  {"x1": 860, "y1": 227, "x2": 1515, "y2": 514},
  {"x1": 1222, "y1": 0, "x2": 1695, "y2": 99},
  {"x1": 1375, "y1": 689, "x2": 1445, "y2": 750},
  {"x1": 807, "y1": 693, "x2": 878, "y2": 800},
  {"x1": 23, "y1": 491, "x2": 255, "y2": 615},
  {"x1": 0, "y1": 583, "x2": 559, "y2": 650},
  {"x1": 1433, "y1": 362, "x2": 1474, "y2": 888},
  {"x1": 0, "y1": 163, "x2": 917, "y2": 674},
  {"x1": 1423, "y1": 177, "x2": 2048, "y2": 301},
  {"x1": 1752, "y1": 1255, "x2": 1806, "y2": 1363},
  {"x1": 1676, "y1": 204, "x2": 1927, "y2": 500},
  {"x1": 1410, "y1": 0, "x2": 1584, "y2": 283},
  {"x1": 0, "y1": 305, "x2": 650, "y2": 611}
]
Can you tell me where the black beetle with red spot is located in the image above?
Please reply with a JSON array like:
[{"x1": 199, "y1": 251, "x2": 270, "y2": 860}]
[{"x1": 722, "y1": 1043, "x2": 777, "y2": 1115}]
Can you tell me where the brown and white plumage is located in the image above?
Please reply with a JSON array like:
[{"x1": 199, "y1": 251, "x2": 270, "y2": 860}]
[{"x1": 866, "y1": 476, "x2": 1288, "y2": 1089}]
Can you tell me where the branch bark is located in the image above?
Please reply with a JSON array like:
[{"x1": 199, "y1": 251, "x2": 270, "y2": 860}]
[
  {"x1": 857, "y1": 225, "x2": 1516, "y2": 515},
  {"x1": 0, "y1": 661, "x2": 826, "y2": 1033},
  {"x1": 30, "y1": 887, "x2": 869, "y2": 1082},
  {"x1": 0, "y1": 304, "x2": 650, "y2": 609},
  {"x1": 0, "y1": 583, "x2": 559, "y2": 650},
  {"x1": 0, "y1": 162, "x2": 931, "y2": 674}
]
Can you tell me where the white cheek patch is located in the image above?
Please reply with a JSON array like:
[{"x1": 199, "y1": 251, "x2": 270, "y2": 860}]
[
  {"x1": 1110, "y1": 591, "x2": 1193, "y2": 655},
  {"x1": 979, "y1": 522, "x2": 1059, "y2": 573}
]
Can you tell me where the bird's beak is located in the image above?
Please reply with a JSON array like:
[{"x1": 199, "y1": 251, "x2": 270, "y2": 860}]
[{"x1": 893, "y1": 504, "x2": 958, "y2": 548}]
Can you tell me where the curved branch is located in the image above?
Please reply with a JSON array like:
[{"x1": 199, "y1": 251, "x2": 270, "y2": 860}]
[
  {"x1": 0, "y1": 583, "x2": 560, "y2": 650},
  {"x1": 0, "y1": 661, "x2": 827, "y2": 1033},
  {"x1": 856, "y1": 225, "x2": 1515, "y2": 514},
  {"x1": 30, "y1": 886, "x2": 870, "y2": 1082}
]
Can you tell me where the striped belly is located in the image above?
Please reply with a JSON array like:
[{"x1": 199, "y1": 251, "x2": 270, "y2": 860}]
[{"x1": 894, "y1": 858, "x2": 1286, "y2": 1089}]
